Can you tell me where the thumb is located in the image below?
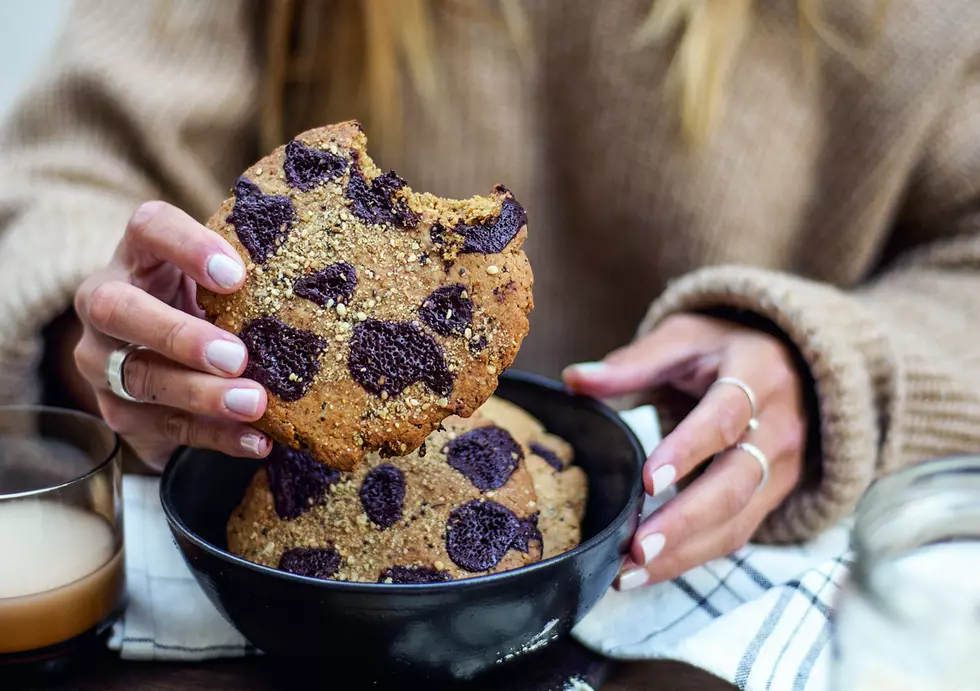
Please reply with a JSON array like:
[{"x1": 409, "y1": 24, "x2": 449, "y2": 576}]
[{"x1": 561, "y1": 315, "x2": 723, "y2": 399}]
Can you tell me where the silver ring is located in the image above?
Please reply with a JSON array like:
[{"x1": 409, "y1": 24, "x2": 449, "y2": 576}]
[
  {"x1": 710, "y1": 376, "x2": 759, "y2": 431},
  {"x1": 105, "y1": 343, "x2": 148, "y2": 403},
  {"x1": 735, "y1": 442, "x2": 769, "y2": 492}
]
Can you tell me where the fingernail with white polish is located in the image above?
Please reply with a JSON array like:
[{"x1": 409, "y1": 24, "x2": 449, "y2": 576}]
[
  {"x1": 565, "y1": 362, "x2": 608, "y2": 377},
  {"x1": 207, "y1": 254, "x2": 245, "y2": 289},
  {"x1": 617, "y1": 567, "x2": 649, "y2": 591},
  {"x1": 639, "y1": 533, "x2": 666, "y2": 564},
  {"x1": 241, "y1": 433, "x2": 265, "y2": 456},
  {"x1": 650, "y1": 464, "x2": 677, "y2": 496},
  {"x1": 225, "y1": 388, "x2": 260, "y2": 417},
  {"x1": 207, "y1": 340, "x2": 246, "y2": 374}
]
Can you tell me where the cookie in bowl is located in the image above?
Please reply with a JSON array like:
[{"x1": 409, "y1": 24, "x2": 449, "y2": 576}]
[
  {"x1": 226, "y1": 396, "x2": 588, "y2": 582},
  {"x1": 197, "y1": 121, "x2": 533, "y2": 470}
]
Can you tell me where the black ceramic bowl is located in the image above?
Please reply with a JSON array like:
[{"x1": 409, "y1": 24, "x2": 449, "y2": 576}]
[{"x1": 160, "y1": 370, "x2": 644, "y2": 685}]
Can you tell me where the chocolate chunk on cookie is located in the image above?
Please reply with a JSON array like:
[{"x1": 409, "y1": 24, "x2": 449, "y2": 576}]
[
  {"x1": 419, "y1": 285, "x2": 472, "y2": 336},
  {"x1": 278, "y1": 547, "x2": 342, "y2": 579},
  {"x1": 347, "y1": 319, "x2": 453, "y2": 397},
  {"x1": 346, "y1": 162, "x2": 418, "y2": 228},
  {"x1": 284, "y1": 139, "x2": 347, "y2": 191},
  {"x1": 445, "y1": 500, "x2": 541, "y2": 573},
  {"x1": 458, "y1": 196, "x2": 527, "y2": 255},
  {"x1": 239, "y1": 316, "x2": 327, "y2": 402},
  {"x1": 266, "y1": 444, "x2": 340, "y2": 520},
  {"x1": 359, "y1": 463, "x2": 406, "y2": 528},
  {"x1": 293, "y1": 262, "x2": 357, "y2": 307},
  {"x1": 529, "y1": 443, "x2": 563, "y2": 472},
  {"x1": 445, "y1": 425, "x2": 522, "y2": 491},
  {"x1": 199, "y1": 121, "x2": 533, "y2": 470},
  {"x1": 227, "y1": 178, "x2": 295, "y2": 264},
  {"x1": 379, "y1": 565, "x2": 452, "y2": 584}
]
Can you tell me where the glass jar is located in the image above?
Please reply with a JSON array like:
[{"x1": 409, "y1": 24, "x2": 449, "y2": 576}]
[{"x1": 831, "y1": 455, "x2": 980, "y2": 690}]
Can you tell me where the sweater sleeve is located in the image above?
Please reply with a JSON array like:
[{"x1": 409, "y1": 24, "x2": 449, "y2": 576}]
[
  {"x1": 636, "y1": 63, "x2": 980, "y2": 544},
  {"x1": 0, "y1": 0, "x2": 259, "y2": 405}
]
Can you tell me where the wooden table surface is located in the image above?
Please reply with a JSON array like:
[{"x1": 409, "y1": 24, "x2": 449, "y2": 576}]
[{"x1": 37, "y1": 650, "x2": 735, "y2": 691}]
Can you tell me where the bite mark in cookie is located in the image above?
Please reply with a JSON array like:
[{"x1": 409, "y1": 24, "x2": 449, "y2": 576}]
[
  {"x1": 345, "y1": 161, "x2": 418, "y2": 228},
  {"x1": 458, "y1": 196, "x2": 527, "y2": 255},
  {"x1": 240, "y1": 316, "x2": 327, "y2": 402},
  {"x1": 445, "y1": 426, "x2": 522, "y2": 492},
  {"x1": 348, "y1": 319, "x2": 452, "y2": 397},
  {"x1": 227, "y1": 177, "x2": 294, "y2": 264}
]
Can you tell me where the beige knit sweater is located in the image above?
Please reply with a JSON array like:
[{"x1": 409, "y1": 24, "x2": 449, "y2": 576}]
[{"x1": 2, "y1": 0, "x2": 979, "y2": 543}]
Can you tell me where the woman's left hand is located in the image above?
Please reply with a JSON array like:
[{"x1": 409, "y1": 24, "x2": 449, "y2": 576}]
[{"x1": 563, "y1": 313, "x2": 807, "y2": 591}]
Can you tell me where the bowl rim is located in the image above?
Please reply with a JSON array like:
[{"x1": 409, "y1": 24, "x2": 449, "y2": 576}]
[{"x1": 159, "y1": 370, "x2": 645, "y2": 592}]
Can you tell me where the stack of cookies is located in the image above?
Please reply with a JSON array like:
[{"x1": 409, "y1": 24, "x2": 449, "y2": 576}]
[
  {"x1": 226, "y1": 397, "x2": 588, "y2": 583},
  {"x1": 201, "y1": 121, "x2": 588, "y2": 583}
]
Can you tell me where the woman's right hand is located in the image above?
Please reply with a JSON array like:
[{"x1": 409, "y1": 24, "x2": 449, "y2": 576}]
[{"x1": 74, "y1": 201, "x2": 271, "y2": 470}]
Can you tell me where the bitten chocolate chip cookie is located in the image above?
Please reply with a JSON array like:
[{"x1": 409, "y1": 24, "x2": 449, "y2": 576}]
[
  {"x1": 198, "y1": 121, "x2": 533, "y2": 470},
  {"x1": 226, "y1": 396, "x2": 589, "y2": 582}
]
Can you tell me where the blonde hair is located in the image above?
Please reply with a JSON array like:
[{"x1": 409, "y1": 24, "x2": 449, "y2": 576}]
[{"x1": 262, "y1": 0, "x2": 890, "y2": 153}]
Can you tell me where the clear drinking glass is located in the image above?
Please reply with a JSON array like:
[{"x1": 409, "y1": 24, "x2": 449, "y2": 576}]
[
  {"x1": 831, "y1": 455, "x2": 980, "y2": 690},
  {"x1": 0, "y1": 406, "x2": 124, "y2": 678}
]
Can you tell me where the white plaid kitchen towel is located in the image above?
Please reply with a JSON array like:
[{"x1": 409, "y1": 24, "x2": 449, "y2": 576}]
[
  {"x1": 108, "y1": 406, "x2": 854, "y2": 690},
  {"x1": 106, "y1": 474, "x2": 254, "y2": 661}
]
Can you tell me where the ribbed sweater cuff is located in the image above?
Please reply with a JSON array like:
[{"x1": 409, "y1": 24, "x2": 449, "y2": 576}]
[{"x1": 636, "y1": 265, "x2": 894, "y2": 543}]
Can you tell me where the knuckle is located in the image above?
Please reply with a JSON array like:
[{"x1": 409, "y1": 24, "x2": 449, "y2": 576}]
[
  {"x1": 73, "y1": 279, "x2": 94, "y2": 318},
  {"x1": 73, "y1": 338, "x2": 104, "y2": 381},
  {"x1": 770, "y1": 358, "x2": 796, "y2": 392},
  {"x1": 777, "y1": 454, "x2": 804, "y2": 494},
  {"x1": 720, "y1": 477, "x2": 754, "y2": 517},
  {"x1": 772, "y1": 424, "x2": 804, "y2": 460},
  {"x1": 723, "y1": 528, "x2": 750, "y2": 555},
  {"x1": 126, "y1": 200, "x2": 167, "y2": 240},
  {"x1": 669, "y1": 504, "x2": 693, "y2": 541},
  {"x1": 99, "y1": 401, "x2": 128, "y2": 433},
  {"x1": 162, "y1": 318, "x2": 193, "y2": 358},
  {"x1": 712, "y1": 402, "x2": 745, "y2": 446},
  {"x1": 659, "y1": 313, "x2": 699, "y2": 334},
  {"x1": 162, "y1": 412, "x2": 192, "y2": 446},
  {"x1": 86, "y1": 281, "x2": 128, "y2": 331},
  {"x1": 184, "y1": 378, "x2": 209, "y2": 412}
]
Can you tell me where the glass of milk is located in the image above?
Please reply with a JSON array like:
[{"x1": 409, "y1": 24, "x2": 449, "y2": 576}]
[
  {"x1": 831, "y1": 456, "x2": 980, "y2": 690},
  {"x1": 0, "y1": 406, "x2": 123, "y2": 679}
]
